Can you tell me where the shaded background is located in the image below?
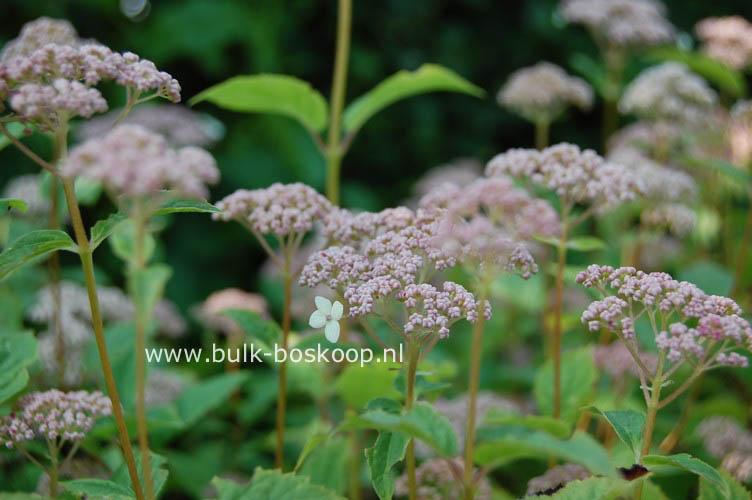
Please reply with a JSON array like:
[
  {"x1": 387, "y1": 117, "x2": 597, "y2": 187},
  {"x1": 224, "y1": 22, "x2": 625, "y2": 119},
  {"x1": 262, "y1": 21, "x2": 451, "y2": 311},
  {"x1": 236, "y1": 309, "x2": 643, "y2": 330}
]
[{"x1": 2, "y1": 0, "x2": 752, "y2": 316}]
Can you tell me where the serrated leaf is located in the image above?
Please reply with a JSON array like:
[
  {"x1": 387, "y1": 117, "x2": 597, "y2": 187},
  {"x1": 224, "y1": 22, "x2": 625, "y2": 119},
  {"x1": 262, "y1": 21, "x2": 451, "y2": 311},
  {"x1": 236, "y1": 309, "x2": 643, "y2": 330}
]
[
  {"x1": 0, "y1": 230, "x2": 77, "y2": 280},
  {"x1": 343, "y1": 64, "x2": 484, "y2": 133},
  {"x1": 475, "y1": 430, "x2": 617, "y2": 477},
  {"x1": 524, "y1": 477, "x2": 630, "y2": 499},
  {"x1": 646, "y1": 47, "x2": 746, "y2": 98},
  {"x1": 699, "y1": 470, "x2": 751, "y2": 500},
  {"x1": 642, "y1": 453, "x2": 727, "y2": 496},
  {"x1": 212, "y1": 467, "x2": 346, "y2": 499},
  {"x1": 0, "y1": 198, "x2": 28, "y2": 214},
  {"x1": 190, "y1": 74, "x2": 328, "y2": 132},
  {"x1": 365, "y1": 431, "x2": 410, "y2": 500},
  {"x1": 483, "y1": 410, "x2": 571, "y2": 439},
  {"x1": 90, "y1": 213, "x2": 127, "y2": 251},
  {"x1": 176, "y1": 372, "x2": 250, "y2": 427},
  {"x1": 62, "y1": 478, "x2": 135, "y2": 499},
  {"x1": 154, "y1": 198, "x2": 223, "y2": 216},
  {"x1": 586, "y1": 407, "x2": 645, "y2": 462},
  {"x1": 343, "y1": 402, "x2": 457, "y2": 457},
  {"x1": 534, "y1": 347, "x2": 596, "y2": 424}
]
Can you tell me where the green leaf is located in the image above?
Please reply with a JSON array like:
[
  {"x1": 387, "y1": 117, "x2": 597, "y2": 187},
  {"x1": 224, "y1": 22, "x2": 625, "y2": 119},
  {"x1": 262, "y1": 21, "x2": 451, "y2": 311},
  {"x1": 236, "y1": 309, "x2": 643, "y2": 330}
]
[
  {"x1": 109, "y1": 221, "x2": 156, "y2": 263},
  {"x1": 681, "y1": 155, "x2": 752, "y2": 185},
  {"x1": 190, "y1": 74, "x2": 328, "y2": 132},
  {"x1": 586, "y1": 407, "x2": 645, "y2": 462},
  {"x1": 221, "y1": 309, "x2": 281, "y2": 352},
  {"x1": 699, "y1": 470, "x2": 751, "y2": 500},
  {"x1": 89, "y1": 213, "x2": 127, "y2": 251},
  {"x1": 0, "y1": 122, "x2": 26, "y2": 152},
  {"x1": 154, "y1": 198, "x2": 223, "y2": 216},
  {"x1": 0, "y1": 198, "x2": 28, "y2": 214},
  {"x1": 569, "y1": 53, "x2": 607, "y2": 97},
  {"x1": 0, "y1": 230, "x2": 77, "y2": 280},
  {"x1": 534, "y1": 347, "x2": 596, "y2": 424},
  {"x1": 131, "y1": 264, "x2": 172, "y2": 319},
  {"x1": 678, "y1": 261, "x2": 733, "y2": 296},
  {"x1": 0, "y1": 369, "x2": 29, "y2": 406},
  {"x1": 524, "y1": 477, "x2": 630, "y2": 499},
  {"x1": 295, "y1": 432, "x2": 332, "y2": 472},
  {"x1": 335, "y1": 363, "x2": 401, "y2": 409},
  {"x1": 176, "y1": 371, "x2": 250, "y2": 427},
  {"x1": 344, "y1": 402, "x2": 457, "y2": 457},
  {"x1": 642, "y1": 453, "x2": 727, "y2": 496},
  {"x1": 364, "y1": 431, "x2": 410, "y2": 500},
  {"x1": 474, "y1": 430, "x2": 616, "y2": 477},
  {"x1": 298, "y1": 437, "x2": 348, "y2": 494},
  {"x1": 0, "y1": 332, "x2": 37, "y2": 404},
  {"x1": 74, "y1": 177, "x2": 103, "y2": 206},
  {"x1": 535, "y1": 235, "x2": 606, "y2": 252},
  {"x1": 112, "y1": 451, "x2": 169, "y2": 498},
  {"x1": 212, "y1": 467, "x2": 346, "y2": 499},
  {"x1": 483, "y1": 410, "x2": 571, "y2": 439},
  {"x1": 343, "y1": 64, "x2": 484, "y2": 133},
  {"x1": 646, "y1": 47, "x2": 747, "y2": 98},
  {"x1": 62, "y1": 478, "x2": 135, "y2": 499}
]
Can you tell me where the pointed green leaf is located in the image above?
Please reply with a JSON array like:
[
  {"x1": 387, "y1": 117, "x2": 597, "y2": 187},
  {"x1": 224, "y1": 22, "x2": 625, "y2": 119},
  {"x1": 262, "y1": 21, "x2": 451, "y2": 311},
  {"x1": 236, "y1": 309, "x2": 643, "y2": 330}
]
[
  {"x1": 0, "y1": 369, "x2": 28, "y2": 406},
  {"x1": 474, "y1": 431, "x2": 617, "y2": 477},
  {"x1": 176, "y1": 372, "x2": 250, "y2": 427},
  {"x1": 212, "y1": 467, "x2": 346, "y2": 499},
  {"x1": 343, "y1": 64, "x2": 484, "y2": 133},
  {"x1": 90, "y1": 213, "x2": 127, "y2": 251},
  {"x1": 295, "y1": 432, "x2": 332, "y2": 472},
  {"x1": 190, "y1": 74, "x2": 328, "y2": 132},
  {"x1": 131, "y1": 264, "x2": 172, "y2": 319},
  {"x1": 484, "y1": 410, "x2": 571, "y2": 439},
  {"x1": 0, "y1": 230, "x2": 77, "y2": 280},
  {"x1": 112, "y1": 451, "x2": 169, "y2": 498},
  {"x1": 586, "y1": 407, "x2": 645, "y2": 461},
  {"x1": 62, "y1": 478, "x2": 135, "y2": 499},
  {"x1": 569, "y1": 53, "x2": 607, "y2": 97},
  {"x1": 0, "y1": 198, "x2": 28, "y2": 214},
  {"x1": 699, "y1": 470, "x2": 751, "y2": 500},
  {"x1": 365, "y1": 431, "x2": 410, "y2": 500},
  {"x1": 109, "y1": 221, "x2": 156, "y2": 263},
  {"x1": 335, "y1": 363, "x2": 401, "y2": 410},
  {"x1": 0, "y1": 122, "x2": 26, "y2": 152},
  {"x1": 298, "y1": 437, "x2": 348, "y2": 494},
  {"x1": 221, "y1": 309, "x2": 281, "y2": 353},
  {"x1": 0, "y1": 332, "x2": 38, "y2": 404},
  {"x1": 343, "y1": 402, "x2": 457, "y2": 457},
  {"x1": 642, "y1": 453, "x2": 727, "y2": 496},
  {"x1": 154, "y1": 198, "x2": 223, "y2": 216},
  {"x1": 534, "y1": 347, "x2": 596, "y2": 424}
]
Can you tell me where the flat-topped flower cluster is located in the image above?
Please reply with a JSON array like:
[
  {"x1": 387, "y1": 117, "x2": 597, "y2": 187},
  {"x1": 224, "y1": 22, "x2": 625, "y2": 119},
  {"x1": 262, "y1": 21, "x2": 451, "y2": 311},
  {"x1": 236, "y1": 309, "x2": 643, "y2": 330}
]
[
  {"x1": 577, "y1": 265, "x2": 752, "y2": 369},
  {"x1": 0, "y1": 17, "x2": 180, "y2": 130},
  {"x1": 0, "y1": 390, "x2": 112, "y2": 448}
]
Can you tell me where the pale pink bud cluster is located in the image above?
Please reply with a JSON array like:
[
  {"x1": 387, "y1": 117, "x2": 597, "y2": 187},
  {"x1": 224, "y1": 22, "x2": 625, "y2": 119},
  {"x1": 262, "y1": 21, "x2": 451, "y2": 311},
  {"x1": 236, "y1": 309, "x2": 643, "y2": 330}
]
[
  {"x1": 498, "y1": 62, "x2": 592, "y2": 124},
  {"x1": 577, "y1": 265, "x2": 752, "y2": 368},
  {"x1": 560, "y1": 0, "x2": 675, "y2": 47},
  {"x1": 213, "y1": 183, "x2": 331, "y2": 238},
  {"x1": 411, "y1": 158, "x2": 482, "y2": 202},
  {"x1": 697, "y1": 417, "x2": 752, "y2": 482},
  {"x1": 593, "y1": 342, "x2": 658, "y2": 378},
  {"x1": 526, "y1": 463, "x2": 590, "y2": 496},
  {"x1": 0, "y1": 390, "x2": 111, "y2": 448},
  {"x1": 1, "y1": 174, "x2": 50, "y2": 218},
  {"x1": 486, "y1": 143, "x2": 643, "y2": 212},
  {"x1": 62, "y1": 124, "x2": 218, "y2": 199},
  {"x1": 608, "y1": 148, "x2": 696, "y2": 201},
  {"x1": 0, "y1": 18, "x2": 79, "y2": 61},
  {"x1": 729, "y1": 101, "x2": 752, "y2": 167},
  {"x1": 198, "y1": 288, "x2": 269, "y2": 333},
  {"x1": 395, "y1": 458, "x2": 492, "y2": 500},
  {"x1": 10, "y1": 78, "x2": 107, "y2": 127},
  {"x1": 619, "y1": 63, "x2": 717, "y2": 124},
  {"x1": 695, "y1": 16, "x2": 752, "y2": 70},
  {"x1": 399, "y1": 282, "x2": 490, "y2": 338},
  {"x1": 641, "y1": 203, "x2": 696, "y2": 237}
]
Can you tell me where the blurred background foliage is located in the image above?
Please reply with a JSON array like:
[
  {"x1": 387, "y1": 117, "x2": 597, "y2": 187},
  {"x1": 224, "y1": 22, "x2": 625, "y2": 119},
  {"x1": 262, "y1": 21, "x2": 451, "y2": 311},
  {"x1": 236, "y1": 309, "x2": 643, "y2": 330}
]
[{"x1": 1, "y1": 0, "x2": 751, "y2": 323}]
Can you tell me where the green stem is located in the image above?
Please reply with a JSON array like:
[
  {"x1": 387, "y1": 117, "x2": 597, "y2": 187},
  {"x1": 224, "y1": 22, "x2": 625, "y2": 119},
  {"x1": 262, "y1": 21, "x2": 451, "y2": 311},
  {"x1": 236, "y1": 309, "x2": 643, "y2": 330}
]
[
  {"x1": 130, "y1": 208, "x2": 154, "y2": 500},
  {"x1": 275, "y1": 256, "x2": 293, "y2": 469},
  {"x1": 48, "y1": 441, "x2": 59, "y2": 497},
  {"x1": 405, "y1": 337, "x2": 420, "y2": 500},
  {"x1": 463, "y1": 285, "x2": 489, "y2": 500},
  {"x1": 635, "y1": 353, "x2": 664, "y2": 500},
  {"x1": 552, "y1": 220, "x2": 569, "y2": 419},
  {"x1": 535, "y1": 120, "x2": 550, "y2": 150},
  {"x1": 61, "y1": 178, "x2": 145, "y2": 500},
  {"x1": 325, "y1": 0, "x2": 352, "y2": 205},
  {"x1": 602, "y1": 47, "x2": 624, "y2": 150},
  {"x1": 48, "y1": 135, "x2": 65, "y2": 387},
  {"x1": 732, "y1": 190, "x2": 752, "y2": 297}
]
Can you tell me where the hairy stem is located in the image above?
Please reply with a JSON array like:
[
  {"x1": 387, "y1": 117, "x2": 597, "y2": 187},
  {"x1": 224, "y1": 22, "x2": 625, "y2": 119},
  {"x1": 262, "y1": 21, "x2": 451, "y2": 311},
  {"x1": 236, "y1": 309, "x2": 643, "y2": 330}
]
[
  {"x1": 325, "y1": 0, "x2": 352, "y2": 205},
  {"x1": 405, "y1": 337, "x2": 420, "y2": 500},
  {"x1": 634, "y1": 353, "x2": 664, "y2": 500},
  {"x1": 535, "y1": 120, "x2": 550, "y2": 151},
  {"x1": 552, "y1": 221, "x2": 569, "y2": 419},
  {"x1": 464, "y1": 285, "x2": 489, "y2": 500},
  {"x1": 61, "y1": 178, "x2": 144, "y2": 500},
  {"x1": 275, "y1": 256, "x2": 293, "y2": 469},
  {"x1": 131, "y1": 209, "x2": 154, "y2": 500},
  {"x1": 48, "y1": 443, "x2": 59, "y2": 497}
]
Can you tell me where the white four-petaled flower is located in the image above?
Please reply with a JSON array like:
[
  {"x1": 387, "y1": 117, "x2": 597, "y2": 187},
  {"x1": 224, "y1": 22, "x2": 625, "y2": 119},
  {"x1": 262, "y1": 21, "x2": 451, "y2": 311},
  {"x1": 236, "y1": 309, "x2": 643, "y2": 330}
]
[{"x1": 309, "y1": 296, "x2": 343, "y2": 343}]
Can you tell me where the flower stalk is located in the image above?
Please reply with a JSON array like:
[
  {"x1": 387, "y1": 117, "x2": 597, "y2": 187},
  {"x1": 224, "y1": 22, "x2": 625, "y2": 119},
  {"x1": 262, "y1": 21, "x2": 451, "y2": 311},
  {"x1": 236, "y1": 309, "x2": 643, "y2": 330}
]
[
  {"x1": 275, "y1": 252, "x2": 293, "y2": 469},
  {"x1": 405, "y1": 336, "x2": 420, "y2": 500},
  {"x1": 552, "y1": 211, "x2": 569, "y2": 419}
]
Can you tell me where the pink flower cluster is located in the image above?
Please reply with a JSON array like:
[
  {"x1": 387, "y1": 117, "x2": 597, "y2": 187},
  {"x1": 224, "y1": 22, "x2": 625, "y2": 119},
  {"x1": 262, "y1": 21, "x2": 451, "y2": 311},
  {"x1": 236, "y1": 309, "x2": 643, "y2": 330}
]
[
  {"x1": 577, "y1": 265, "x2": 752, "y2": 368},
  {"x1": 695, "y1": 16, "x2": 752, "y2": 70},
  {"x1": 0, "y1": 18, "x2": 181, "y2": 130},
  {"x1": 0, "y1": 390, "x2": 112, "y2": 448},
  {"x1": 419, "y1": 177, "x2": 560, "y2": 278},
  {"x1": 399, "y1": 282, "x2": 490, "y2": 338},
  {"x1": 214, "y1": 183, "x2": 332, "y2": 238},
  {"x1": 486, "y1": 143, "x2": 644, "y2": 212},
  {"x1": 62, "y1": 124, "x2": 218, "y2": 199}
]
